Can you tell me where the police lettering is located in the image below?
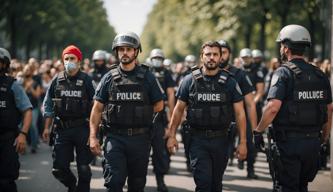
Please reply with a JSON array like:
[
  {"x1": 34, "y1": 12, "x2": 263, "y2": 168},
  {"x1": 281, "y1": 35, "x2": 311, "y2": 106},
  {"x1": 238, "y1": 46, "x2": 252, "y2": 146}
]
[
  {"x1": 0, "y1": 101, "x2": 6, "y2": 108},
  {"x1": 298, "y1": 91, "x2": 324, "y2": 100},
  {"x1": 197, "y1": 93, "x2": 221, "y2": 102},
  {"x1": 60, "y1": 90, "x2": 82, "y2": 97},
  {"x1": 116, "y1": 92, "x2": 142, "y2": 101}
]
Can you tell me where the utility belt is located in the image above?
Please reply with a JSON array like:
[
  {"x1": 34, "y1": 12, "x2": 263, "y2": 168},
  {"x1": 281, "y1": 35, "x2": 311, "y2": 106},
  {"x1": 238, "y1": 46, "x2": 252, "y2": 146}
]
[
  {"x1": 274, "y1": 127, "x2": 320, "y2": 141},
  {"x1": 106, "y1": 127, "x2": 149, "y2": 136},
  {"x1": 191, "y1": 128, "x2": 228, "y2": 138},
  {"x1": 57, "y1": 118, "x2": 87, "y2": 129}
]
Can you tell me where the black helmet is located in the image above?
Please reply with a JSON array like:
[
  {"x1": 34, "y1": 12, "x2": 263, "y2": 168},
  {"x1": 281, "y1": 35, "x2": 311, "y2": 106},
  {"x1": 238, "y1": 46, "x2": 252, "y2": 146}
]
[
  {"x1": 218, "y1": 40, "x2": 231, "y2": 52},
  {"x1": 112, "y1": 32, "x2": 142, "y2": 52}
]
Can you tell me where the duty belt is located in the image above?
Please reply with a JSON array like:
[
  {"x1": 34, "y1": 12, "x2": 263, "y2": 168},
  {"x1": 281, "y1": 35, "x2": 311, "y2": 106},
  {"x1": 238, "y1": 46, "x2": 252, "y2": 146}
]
[
  {"x1": 191, "y1": 129, "x2": 228, "y2": 138},
  {"x1": 60, "y1": 118, "x2": 87, "y2": 129},
  {"x1": 107, "y1": 128, "x2": 149, "y2": 136},
  {"x1": 285, "y1": 131, "x2": 320, "y2": 139}
]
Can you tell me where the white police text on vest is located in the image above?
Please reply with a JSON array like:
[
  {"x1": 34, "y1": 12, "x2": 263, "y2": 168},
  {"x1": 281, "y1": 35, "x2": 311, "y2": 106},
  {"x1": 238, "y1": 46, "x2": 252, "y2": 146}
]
[
  {"x1": 0, "y1": 101, "x2": 6, "y2": 108},
  {"x1": 197, "y1": 93, "x2": 221, "y2": 102},
  {"x1": 298, "y1": 90, "x2": 324, "y2": 100},
  {"x1": 60, "y1": 90, "x2": 82, "y2": 97},
  {"x1": 116, "y1": 92, "x2": 142, "y2": 101}
]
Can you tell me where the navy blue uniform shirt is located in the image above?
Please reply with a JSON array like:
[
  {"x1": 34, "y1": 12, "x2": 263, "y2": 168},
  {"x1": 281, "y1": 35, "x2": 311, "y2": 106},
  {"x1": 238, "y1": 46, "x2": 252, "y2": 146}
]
[
  {"x1": 43, "y1": 71, "x2": 95, "y2": 118},
  {"x1": 227, "y1": 65, "x2": 255, "y2": 96},
  {"x1": 267, "y1": 58, "x2": 332, "y2": 104},
  {"x1": 176, "y1": 70, "x2": 244, "y2": 104},
  {"x1": 94, "y1": 65, "x2": 164, "y2": 104}
]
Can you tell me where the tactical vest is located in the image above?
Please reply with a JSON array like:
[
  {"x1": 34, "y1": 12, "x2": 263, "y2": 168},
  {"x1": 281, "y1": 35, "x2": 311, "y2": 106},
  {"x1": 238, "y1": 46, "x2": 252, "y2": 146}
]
[
  {"x1": 91, "y1": 67, "x2": 109, "y2": 85},
  {"x1": 273, "y1": 62, "x2": 328, "y2": 131},
  {"x1": 104, "y1": 64, "x2": 154, "y2": 129},
  {"x1": 151, "y1": 68, "x2": 165, "y2": 88},
  {"x1": 53, "y1": 71, "x2": 89, "y2": 120},
  {"x1": 0, "y1": 76, "x2": 21, "y2": 133},
  {"x1": 187, "y1": 66, "x2": 233, "y2": 130}
]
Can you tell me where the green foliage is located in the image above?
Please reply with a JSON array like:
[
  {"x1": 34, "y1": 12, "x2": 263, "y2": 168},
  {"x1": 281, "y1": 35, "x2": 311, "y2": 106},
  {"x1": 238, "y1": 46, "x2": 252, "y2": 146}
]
[
  {"x1": 141, "y1": 0, "x2": 330, "y2": 61},
  {"x1": 0, "y1": 0, "x2": 116, "y2": 59}
]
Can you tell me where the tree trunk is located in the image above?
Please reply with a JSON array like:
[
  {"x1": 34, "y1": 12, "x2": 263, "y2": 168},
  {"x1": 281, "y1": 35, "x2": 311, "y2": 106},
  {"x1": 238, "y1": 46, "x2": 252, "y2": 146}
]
[
  {"x1": 244, "y1": 24, "x2": 252, "y2": 48},
  {"x1": 308, "y1": 13, "x2": 315, "y2": 61},
  {"x1": 9, "y1": 12, "x2": 17, "y2": 58}
]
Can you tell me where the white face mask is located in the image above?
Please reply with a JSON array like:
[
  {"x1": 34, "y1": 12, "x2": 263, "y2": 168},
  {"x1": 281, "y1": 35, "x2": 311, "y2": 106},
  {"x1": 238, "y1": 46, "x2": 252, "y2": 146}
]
[
  {"x1": 151, "y1": 58, "x2": 163, "y2": 68},
  {"x1": 64, "y1": 61, "x2": 77, "y2": 72}
]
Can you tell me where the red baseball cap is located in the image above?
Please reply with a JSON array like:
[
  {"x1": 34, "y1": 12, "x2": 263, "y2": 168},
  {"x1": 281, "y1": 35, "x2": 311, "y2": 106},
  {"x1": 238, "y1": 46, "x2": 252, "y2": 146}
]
[{"x1": 62, "y1": 45, "x2": 82, "y2": 61}]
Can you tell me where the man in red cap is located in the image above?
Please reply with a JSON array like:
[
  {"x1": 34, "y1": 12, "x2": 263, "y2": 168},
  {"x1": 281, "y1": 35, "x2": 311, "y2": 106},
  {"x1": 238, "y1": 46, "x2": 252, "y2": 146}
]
[{"x1": 42, "y1": 45, "x2": 95, "y2": 192}]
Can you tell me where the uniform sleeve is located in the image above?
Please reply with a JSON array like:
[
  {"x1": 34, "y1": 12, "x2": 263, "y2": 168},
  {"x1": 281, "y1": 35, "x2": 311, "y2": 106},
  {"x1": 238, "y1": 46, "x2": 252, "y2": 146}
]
[
  {"x1": 93, "y1": 73, "x2": 112, "y2": 104},
  {"x1": 228, "y1": 78, "x2": 244, "y2": 103},
  {"x1": 239, "y1": 71, "x2": 255, "y2": 96},
  {"x1": 266, "y1": 67, "x2": 290, "y2": 101},
  {"x1": 175, "y1": 74, "x2": 192, "y2": 103},
  {"x1": 146, "y1": 72, "x2": 164, "y2": 104},
  {"x1": 255, "y1": 69, "x2": 265, "y2": 83},
  {"x1": 42, "y1": 77, "x2": 57, "y2": 117},
  {"x1": 165, "y1": 71, "x2": 176, "y2": 89},
  {"x1": 85, "y1": 75, "x2": 95, "y2": 102},
  {"x1": 11, "y1": 81, "x2": 32, "y2": 112}
]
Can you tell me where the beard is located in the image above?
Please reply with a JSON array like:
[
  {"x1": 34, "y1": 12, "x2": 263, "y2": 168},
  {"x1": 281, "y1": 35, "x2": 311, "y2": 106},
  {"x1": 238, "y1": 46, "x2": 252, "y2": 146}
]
[
  {"x1": 120, "y1": 55, "x2": 136, "y2": 65},
  {"x1": 204, "y1": 61, "x2": 219, "y2": 70},
  {"x1": 219, "y1": 58, "x2": 229, "y2": 68}
]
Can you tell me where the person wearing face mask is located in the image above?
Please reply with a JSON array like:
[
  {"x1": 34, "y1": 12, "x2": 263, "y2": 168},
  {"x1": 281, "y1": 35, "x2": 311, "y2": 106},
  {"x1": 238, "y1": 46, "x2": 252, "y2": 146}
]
[
  {"x1": 149, "y1": 48, "x2": 176, "y2": 192},
  {"x1": 167, "y1": 41, "x2": 247, "y2": 192},
  {"x1": 0, "y1": 47, "x2": 32, "y2": 192},
  {"x1": 89, "y1": 32, "x2": 164, "y2": 192},
  {"x1": 218, "y1": 40, "x2": 258, "y2": 170},
  {"x1": 89, "y1": 50, "x2": 109, "y2": 88},
  {"x1": 254, "y1": 24, "x2": 332, "y2": 192},
  {"x1": 42, "y1": 45, "x2": 95, "y2": 192}
]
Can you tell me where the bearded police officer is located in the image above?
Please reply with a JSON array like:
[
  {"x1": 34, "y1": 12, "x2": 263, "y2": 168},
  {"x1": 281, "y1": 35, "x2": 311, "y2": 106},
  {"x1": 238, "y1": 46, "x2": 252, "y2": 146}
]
[
  {"x1": 252, "y1": 49, "x2": 268, "y2": 77},
  {"x1": 218, "y1": 40, "x2": 258, "y2": 172},
  {"x1": 89, "y1": 50, "x2": 109, "y2": 88},
  {"x1": 167, "y1": 41, "x2": 247, "y2": 191},
  {"x1": 254, "y1": 25, "x2": 332, "y2": 192},
  {"x1": 149, "y1": 48, "x2": 176, "y2": 192},
  {"x1": 89, "y1": 32, "x2": 164, "y2": 192},
  {"x1": 42, "y1": 45, "x2": 95, "y2": 192},
  {"x1": 0, "y1": 48, "x2": 32, "y2": 192}
]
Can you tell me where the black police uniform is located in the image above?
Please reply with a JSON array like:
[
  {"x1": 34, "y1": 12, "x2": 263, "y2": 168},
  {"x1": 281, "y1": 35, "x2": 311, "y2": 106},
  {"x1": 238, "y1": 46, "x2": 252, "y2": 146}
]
[
  {"x1": 176, "y1": 67, "x2": 243, "y2": 191},
  {"x1": 0, "y1": 75, "x2": 32, "y2": 192},
  {"x1": 94, "y1": 64, "x2": 164, "y2": 192},
  {"x1": 226, "y1": 65, "x2": 255, "y2": 167},
  {"x1": 89, "y1": 65, "x2": 109, "y2": 88},
  {"x1": 150, "y1": 67, "x2": 175, "y2": 184},
  {"x1": 43, "y1": 70, "x2": 95, "y2": 192},
  {"x1": 267, "y1": 59, "x2": 332, "y2": 192}
]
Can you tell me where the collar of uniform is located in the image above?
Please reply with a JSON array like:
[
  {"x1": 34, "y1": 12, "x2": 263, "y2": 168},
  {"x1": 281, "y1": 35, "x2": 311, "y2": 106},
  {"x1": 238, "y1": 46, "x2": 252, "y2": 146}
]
[
  {"x1": 289, "y1": 58, "x2": 305, "y2": 64},
  {"x1": 66, "y1": 70, "x2": 81, "y2": 81},
  {"x1": 119, "y1": 65, "x2": 137, "y2": 76}
]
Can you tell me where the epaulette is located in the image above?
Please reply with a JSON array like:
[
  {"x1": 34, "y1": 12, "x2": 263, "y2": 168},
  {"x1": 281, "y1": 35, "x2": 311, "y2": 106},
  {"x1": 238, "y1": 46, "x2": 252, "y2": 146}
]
[
  {"x1": 283, "y1": 62, "x2": 302, "y2": 77},
  {"x1": 137, "y1": 63, "x2": 149, "y2": 79},
  {"x1": 109, "y1": 64, "x2": 121, "y2": 81},
  {"x1": 57, "y1": 71, "x2": 66, "y2": 82},
  {"x1": 191, "y1": 66, "x2": 203, "y2": 80},
  {"x1": 218, "y1": 69, "x2": 230, "y2": 84}
]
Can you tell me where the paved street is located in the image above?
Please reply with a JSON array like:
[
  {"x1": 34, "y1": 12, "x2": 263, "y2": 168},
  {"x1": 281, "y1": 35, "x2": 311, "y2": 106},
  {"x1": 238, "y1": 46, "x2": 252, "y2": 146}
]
[{"x1": 17, "y1": 136, "x2": 333, "y2": 192}]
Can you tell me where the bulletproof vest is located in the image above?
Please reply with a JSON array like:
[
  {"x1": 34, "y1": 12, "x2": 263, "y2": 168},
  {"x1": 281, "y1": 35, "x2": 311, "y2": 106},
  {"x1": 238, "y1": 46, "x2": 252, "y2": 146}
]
[
  {"x1": 53, "y1": 71, "x2": 89, "y2": 120},
  {"x1": 91, "y1": 67, "x2": 109, "y2": 85},
  {"x1": 274, "y1": 62, "x2": 328, "y2": 131},
  {"x1": 105, "y1": 64, "x2": 154, "y2": 128},
  {"x1": 187, "y1": 66, "x2": 233, "y2": 130},
  {"x1": 151, "y1": 67, "x2": 165, "y2": 87},
  {"x1": 0, "y1": 76, "x2": 21, "y2": 133},
  {"x1": 244, "y1": 64, "x2": 263, "y2": 90}
]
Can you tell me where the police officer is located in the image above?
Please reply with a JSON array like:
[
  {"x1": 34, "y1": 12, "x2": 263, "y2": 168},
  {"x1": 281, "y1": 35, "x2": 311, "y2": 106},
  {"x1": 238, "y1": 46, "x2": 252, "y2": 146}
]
[
  {"x1": 0, "y1": 48, "x2": 32, "y2": 192},
  {"x1": 254, "y1": 24, "x2": 332, "y2": 192},
  {"x1": 149, "y1": 48, "x2": 176, "y2": 192},
  {"x1": 252, "y1": 49, "x2": 268, "y2": 77},
  {"x1": 239, "y1": 48, "x2": 264, "y2": 178},
  {"x1": 167, "y1": 41, "x2": 247, "y2": 191},
  {"x1": 89, "y1": 32, "x2": 164, "y2": 192},
  {"x1": 42, "y1": 45, "x2": 95, "y2": 192},
  {"x1": 89, "y1": 50, "x2": 109, "y2": 88},
  {"x1": 218, "y1": 40, "x2": 258, "y2": 170}
]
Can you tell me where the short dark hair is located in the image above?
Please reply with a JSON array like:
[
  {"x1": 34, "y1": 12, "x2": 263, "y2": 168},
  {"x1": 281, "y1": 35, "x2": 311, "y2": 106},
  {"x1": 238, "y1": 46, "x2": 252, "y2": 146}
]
[
  {"x1": 282, "y1": 41, "x2": 306, "y2": 56},
  {"x1": 200, "y1": 41, "x2": 222, "y2": 56}
]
